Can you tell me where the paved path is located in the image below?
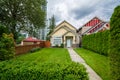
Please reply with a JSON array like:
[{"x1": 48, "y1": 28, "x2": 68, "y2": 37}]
[{"x1": 67, "y1": 48, "x2": 102, "y2": 80}]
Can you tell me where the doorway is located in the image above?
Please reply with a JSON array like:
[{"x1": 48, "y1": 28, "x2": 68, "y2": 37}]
[{"x1": 66, "y1": 37, "x2": 73, "y2": 48}]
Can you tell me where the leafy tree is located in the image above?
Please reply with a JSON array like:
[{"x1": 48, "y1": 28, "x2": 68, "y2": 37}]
[
  {"x1": 0, "y1": 24, "x2": 9, "y2": 37},
  {"x1": 110, "y1": 5, "x2": 120, "y2": 80},
  {"x1": 0, "y1": 0, "x2": 47, "y2": 40},
  {"x1": 16, "y1": 33, "x2": 26, "y2": 44}
]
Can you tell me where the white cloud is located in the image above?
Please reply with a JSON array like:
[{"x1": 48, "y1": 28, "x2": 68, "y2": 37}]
[{"x1": 47, "y1": 0, "x2": 120, "y2": 29}]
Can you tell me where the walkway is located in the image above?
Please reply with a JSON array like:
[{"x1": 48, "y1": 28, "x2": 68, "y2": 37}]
[{"x1": 67, "y1": 48, "x2": 102, "y2": 80}]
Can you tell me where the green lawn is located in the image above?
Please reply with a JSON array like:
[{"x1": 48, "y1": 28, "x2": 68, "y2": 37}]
[
  {"x1": 75, "y1": 48, "x2": 110, "y2": 80},
  {"x1": 15, "y1": 48, "x2": 71, "y2": 63},
  {"x1": 0, "y1": 48, "x2": 88, "y2": 80}
]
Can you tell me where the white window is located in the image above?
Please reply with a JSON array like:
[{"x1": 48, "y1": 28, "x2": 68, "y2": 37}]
[{"x1": 53, "y1": 37, "x2": 62, "y2": 46}]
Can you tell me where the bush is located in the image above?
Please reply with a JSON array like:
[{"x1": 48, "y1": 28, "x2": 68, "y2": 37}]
[
  {"x1": 30, "y1": 47, "x2": 42, "y2": 53},
  {"x1": 109, "y1": 6, "x2": 120, "y2": 80},
  {"x1": 55, "y1": 44, "x2": 59, "y2": 47},
  {"x1": 0, "y1": 33, "x2": 15, "y2": 61},
  {"x1": 0, "y1": 62, "x2": 88, "y2": 80},
  {"x1": 60, "y1": 43, "x2": 64, "y2": 48},
  {"x1": 82, "y1": 30, "x2": 109, "y2": 56}
]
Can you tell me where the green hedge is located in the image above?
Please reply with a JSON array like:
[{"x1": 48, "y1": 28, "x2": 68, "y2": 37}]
[
  {"x1": 0, "y1": 61, "x2": 88, "y2": 80},
  {"x1": 82, "y1": 30, "x2": 109, "y2": 56},
  {"x1": 110, "y1": 6, "x2": 120, "y2": 80},
  {"x1": 0, "y1": 33, "x2": 15, "y2": 61}
]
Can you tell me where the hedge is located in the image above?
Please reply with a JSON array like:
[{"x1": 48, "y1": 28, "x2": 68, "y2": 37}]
[
  {"x1": 0, "y1": 61, "x2": 88, "y2": 80},
  {"x1": 82, "y1": 30, "x2": 109, "y2": 56},
  {"x1": 0, "y1": 33, "x2": 15, "y2": 61},
  {"x1": 109, "y1": 6, "x2": 120, "y2": 80}
]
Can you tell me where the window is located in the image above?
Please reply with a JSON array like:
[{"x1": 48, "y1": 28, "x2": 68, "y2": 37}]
[{"x1": 53, "y1": 37, "x2": 62, "y2": 46}]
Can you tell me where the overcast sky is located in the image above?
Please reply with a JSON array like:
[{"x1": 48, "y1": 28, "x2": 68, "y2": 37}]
[{"x1": 47, "y1": 0, "x2": 120, "y2": 29}]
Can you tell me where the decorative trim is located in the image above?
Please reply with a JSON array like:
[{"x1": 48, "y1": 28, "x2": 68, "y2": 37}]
[{"x1": 49, "y1": 20, "x2": 77, "y2": 36}]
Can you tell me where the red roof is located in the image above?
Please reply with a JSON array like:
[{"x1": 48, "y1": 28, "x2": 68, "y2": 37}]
[
  {"x1": 84, "y1": 17, "x2": 102, "y2": 27},
  {"x1": 23, "y1": 37, "x2": 41, "y2": 42}
]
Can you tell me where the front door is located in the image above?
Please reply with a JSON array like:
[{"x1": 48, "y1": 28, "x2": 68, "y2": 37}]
[{"x1": 67, "y1": 39, "x2": 71, "y2": 48}]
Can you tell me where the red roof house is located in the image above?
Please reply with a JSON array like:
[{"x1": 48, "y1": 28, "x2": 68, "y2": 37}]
[
  {"x1": 78, "y1": 17, "x2": 110, "y2": 35},
  {"x1": 22, "y1": 37, "x2": 41, "y2": 45}
]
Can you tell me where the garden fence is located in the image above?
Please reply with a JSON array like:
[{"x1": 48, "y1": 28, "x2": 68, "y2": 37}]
[{"x1": 15, "y1": 41, "x2": 51, "y2": 55}]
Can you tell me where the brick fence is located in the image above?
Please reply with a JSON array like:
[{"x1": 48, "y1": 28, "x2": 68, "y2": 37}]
[{"x1": 15, "y1": 41, "x2": 50, "y2": 55}]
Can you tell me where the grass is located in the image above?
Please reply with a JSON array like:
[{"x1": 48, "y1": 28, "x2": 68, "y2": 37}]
[
  {"x1": 0, "y1": 48, "x2": 89, "y2": 80},
  {"x1": 15, "y1": 48, "x2": 71, "y2": 63},
  {"x1": 0, "y1": 48, "x2": 71, "y2": 73},
  {"x1": 74, "y1": 48, "x2": 110, "y2": 80}
]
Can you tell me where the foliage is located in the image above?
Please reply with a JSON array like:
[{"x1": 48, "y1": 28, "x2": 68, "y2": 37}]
[
  {"x1": 0, "y1": 62, "x2": 88, "y2": 80},
  {"x1": 0, "y1": 33, "x2": 15, "y2": 61},
  {"x1": 60, "y1": 43, "x2": 64, "y2": 48},
  {"x1": 0, "y1": 24, "x2": 9, "y2": 37},
  {"x1": 29, "y1": 47, "x2": 42, "y2": 53},
  {"x1": 75, "y1": 48, "x2": 110, "y2": 80},
  {"x1": 109, "y1": 6, "x2": 120, "y2": 80},
  {"x1": 0, "y1": 0, "x2": 47, "y2": 39},
  {"x1": 82, "y1": 30, "x2": 109, "y2": 56},
  {"x1": 55, "y1": 44, "x2": 59, "y2": 47},
  {"x1": 0, "y1": 48, "x2": 88, "y2": 80},
  {"x1": 16, "y1": 33, "x2": 26, "y2": 44}
]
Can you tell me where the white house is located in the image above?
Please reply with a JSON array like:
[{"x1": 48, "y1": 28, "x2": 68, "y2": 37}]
[{"x1": 50, "y1": 21, "x2": 80, "y2": 48}]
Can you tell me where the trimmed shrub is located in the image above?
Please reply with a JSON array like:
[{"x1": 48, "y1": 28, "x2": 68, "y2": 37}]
[
  {"x1": 30, "y1": 47, "x2": 42, "y2": 53},
  {"x1": 0, "y1": 61, "x2": 88, "y2": 80},
  {"x1": 0, "y1": 33, "x2": 15, "y2": 61},
  {"x1": 109, "y1": 6, "x2": 120, "y2": 80},
  {"x1": 60, "y1": 43, "x2": 64, "y2": 48},
  {"x1": 82, "y1": 30, "x2": 109, "y2": 56}
]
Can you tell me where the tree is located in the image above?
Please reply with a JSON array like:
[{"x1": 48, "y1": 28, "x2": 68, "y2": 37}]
[
  {"x1": 0, "y1": 0, "x2": 47, "y2": 40},
  {"x1": 0, "y1": 24, "x2": 9, "y2": 37},
  {"x1": 46, "y1": 15, "x2": 56, "y2": 40},
  {"x1": 49, "y1": 15, "x2": 56, "y2": 32},
  {"x1": 110, "y1": 5, "x2": 120, "y2": 80}
]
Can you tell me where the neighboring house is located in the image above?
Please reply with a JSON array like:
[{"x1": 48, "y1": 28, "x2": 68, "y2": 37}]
[
  {"x1": 50, "y1": 21, "x2": 80, "y2": 48},
  {"x1": 78, "y1": 17, "x2": 110, "y2": 36},
  {"x1": 21, "y1": 37, "x2": 41, "y2": 45}
]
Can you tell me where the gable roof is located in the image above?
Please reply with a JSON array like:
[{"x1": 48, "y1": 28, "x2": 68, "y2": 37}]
[
  {"x1": 78, "y1": 16, "x2": 104, "y2": 31},
  {"x1": 54, "y1": 20, "x2": 77, "y2": 31},
  {"x1": 23, "y1": 37, "x2": 41, "y2": 42},
  {"x1": 50, "y1": 20, "x2": 77, "y2": 36}
]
